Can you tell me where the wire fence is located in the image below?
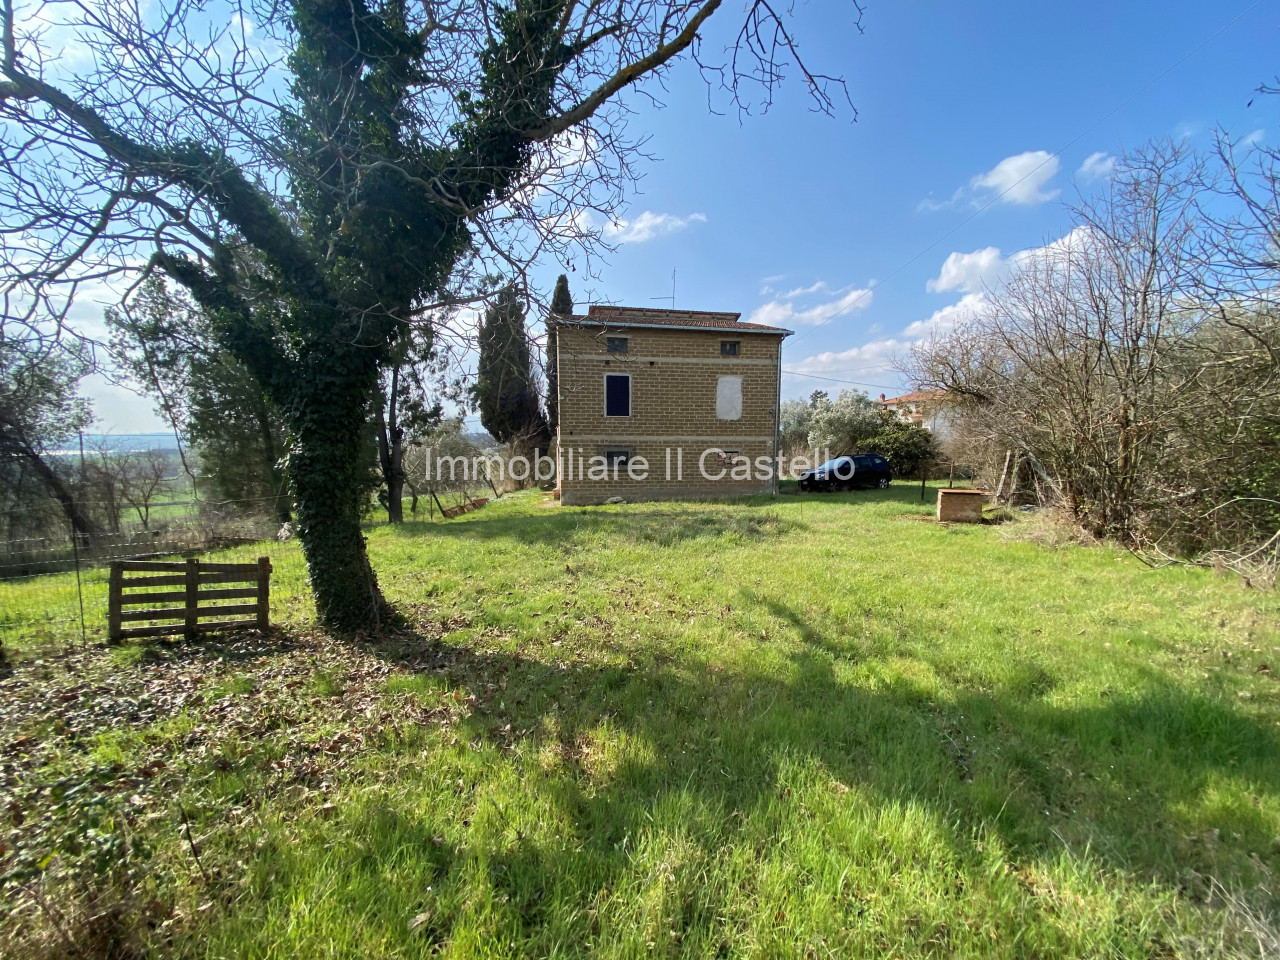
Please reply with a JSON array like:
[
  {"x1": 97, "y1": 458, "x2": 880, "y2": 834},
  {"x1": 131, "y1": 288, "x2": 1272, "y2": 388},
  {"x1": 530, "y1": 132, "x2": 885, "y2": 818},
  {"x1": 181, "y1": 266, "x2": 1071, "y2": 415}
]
[
  {"x1": 0, "y1": 484, "x2": 517, "y2": 655},
  {"x1": 0, "y1": 511, "x2": 310, "y2": 655}
]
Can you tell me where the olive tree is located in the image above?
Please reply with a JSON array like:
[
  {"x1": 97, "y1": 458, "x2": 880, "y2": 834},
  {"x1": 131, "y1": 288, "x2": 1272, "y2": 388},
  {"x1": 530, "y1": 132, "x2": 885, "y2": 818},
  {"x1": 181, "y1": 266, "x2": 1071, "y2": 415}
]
[
  {"x1": 107, "y1": 276, "x2": 294, "y2": 523},
  {"x1": 0, "y1": 333, "x2": 97, "y2": 541},
  {"x1": 807, "y1": 389, "x2": 884, "y2": 455}
]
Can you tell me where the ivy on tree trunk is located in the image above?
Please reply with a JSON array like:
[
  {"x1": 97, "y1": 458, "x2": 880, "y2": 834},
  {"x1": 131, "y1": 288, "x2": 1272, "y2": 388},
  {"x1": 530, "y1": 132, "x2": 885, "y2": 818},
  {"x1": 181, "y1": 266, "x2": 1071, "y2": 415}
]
[{"x1": 2, "y1": 0, "x2": 853, "y2": 631}]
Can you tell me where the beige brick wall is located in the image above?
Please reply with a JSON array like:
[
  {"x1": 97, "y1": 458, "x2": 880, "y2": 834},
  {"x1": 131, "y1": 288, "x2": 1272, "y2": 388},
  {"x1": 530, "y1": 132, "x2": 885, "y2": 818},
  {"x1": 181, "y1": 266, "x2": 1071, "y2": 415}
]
[{"x1": 554, "y1": 324, "x2": 784, "y2": 505}]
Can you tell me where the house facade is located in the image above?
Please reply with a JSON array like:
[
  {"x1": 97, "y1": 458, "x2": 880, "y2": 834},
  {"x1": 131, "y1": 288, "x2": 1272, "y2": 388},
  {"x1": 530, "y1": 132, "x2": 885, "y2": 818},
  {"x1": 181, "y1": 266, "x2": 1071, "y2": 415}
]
[
  {"x1": 880, "y1": 389, "x2": 955, "y2": 443},
  {"x1": 552, "y1": 306, "x2": 792, "y2": 505}
]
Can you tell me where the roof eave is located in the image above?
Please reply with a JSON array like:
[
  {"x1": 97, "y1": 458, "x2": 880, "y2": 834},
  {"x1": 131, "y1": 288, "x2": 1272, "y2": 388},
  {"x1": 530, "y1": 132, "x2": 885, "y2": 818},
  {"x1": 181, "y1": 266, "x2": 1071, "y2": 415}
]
[{"x1": 550, "y1": 318, "x2": 793, "y2": 337}]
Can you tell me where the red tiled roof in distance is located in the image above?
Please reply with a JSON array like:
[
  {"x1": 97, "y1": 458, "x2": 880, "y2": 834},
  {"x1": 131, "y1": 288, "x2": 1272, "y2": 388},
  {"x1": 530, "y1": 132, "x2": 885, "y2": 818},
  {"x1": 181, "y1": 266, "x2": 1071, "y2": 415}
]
[
  {"x1": 882, "y1": 389, "x2": 947, "y2": 406},
  {"x1": 551, "y1": 305, "x2": 792, "y2": 335}
]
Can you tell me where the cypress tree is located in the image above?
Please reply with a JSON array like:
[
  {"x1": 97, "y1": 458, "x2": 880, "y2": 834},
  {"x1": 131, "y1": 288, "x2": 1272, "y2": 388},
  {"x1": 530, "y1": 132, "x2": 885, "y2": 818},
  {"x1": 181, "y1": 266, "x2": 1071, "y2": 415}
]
[
  {"x1": 547, "y1": 274, "x2": 573, "y2": 433},
  {"x1": 551, "y1": 274, "x2": 574, "y2": 315},
  {"x1": 477, "y1": 286, "x2": 547, "y2": 447}
]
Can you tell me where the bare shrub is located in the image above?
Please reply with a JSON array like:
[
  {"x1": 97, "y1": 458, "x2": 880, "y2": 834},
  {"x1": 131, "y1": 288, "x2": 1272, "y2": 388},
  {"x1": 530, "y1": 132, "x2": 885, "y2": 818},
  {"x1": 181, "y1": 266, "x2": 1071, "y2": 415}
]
[{"x1": 907, "y1": 138, "x2": 1280, "y2": 571}]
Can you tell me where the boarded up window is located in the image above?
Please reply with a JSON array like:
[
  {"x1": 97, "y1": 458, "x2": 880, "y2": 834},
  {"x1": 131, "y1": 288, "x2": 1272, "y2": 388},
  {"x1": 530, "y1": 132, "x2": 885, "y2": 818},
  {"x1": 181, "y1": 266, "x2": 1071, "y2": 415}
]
[
  {"x1": 607, "y1": 336, "x2": 629, "y2": 353},
  {"x1": 605, "y1": 374, "x2": 631, "y2": 417},
  {"x1": 716, "y1": 376, "x2": 742, "y2": 420}
]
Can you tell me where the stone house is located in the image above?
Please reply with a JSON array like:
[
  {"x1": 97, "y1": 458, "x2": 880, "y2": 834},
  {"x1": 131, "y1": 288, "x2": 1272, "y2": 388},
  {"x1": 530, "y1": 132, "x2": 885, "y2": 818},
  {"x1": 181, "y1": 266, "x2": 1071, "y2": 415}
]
[{"x1": 550, "y1": 306, "x2": 792, "y2": 505}]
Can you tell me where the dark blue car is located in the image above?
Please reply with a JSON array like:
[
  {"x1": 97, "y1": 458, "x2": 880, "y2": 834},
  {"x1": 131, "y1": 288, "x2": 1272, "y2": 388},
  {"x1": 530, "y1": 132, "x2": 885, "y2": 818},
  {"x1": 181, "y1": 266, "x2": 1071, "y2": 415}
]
[{"x1": 798, "y1": 454, "x2": 892, "y2": 492}]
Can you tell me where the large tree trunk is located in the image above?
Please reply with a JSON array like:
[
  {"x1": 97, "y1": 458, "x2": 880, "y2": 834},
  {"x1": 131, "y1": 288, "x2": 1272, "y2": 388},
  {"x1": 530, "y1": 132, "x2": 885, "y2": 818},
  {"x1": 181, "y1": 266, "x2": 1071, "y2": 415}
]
[{"x1": 287, "y1": 360, "x2": 387, "y2": 632}]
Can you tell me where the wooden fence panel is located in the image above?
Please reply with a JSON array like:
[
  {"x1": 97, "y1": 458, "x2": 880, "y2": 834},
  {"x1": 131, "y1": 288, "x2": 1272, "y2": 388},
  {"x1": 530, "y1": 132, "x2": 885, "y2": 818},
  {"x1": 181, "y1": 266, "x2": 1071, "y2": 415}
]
[
  {"x1": 108, "y1": 557, "x2": 273, "y2": 643},
  {"x1": 440, "y1": 497, "x2": 490, "y2": 519}
]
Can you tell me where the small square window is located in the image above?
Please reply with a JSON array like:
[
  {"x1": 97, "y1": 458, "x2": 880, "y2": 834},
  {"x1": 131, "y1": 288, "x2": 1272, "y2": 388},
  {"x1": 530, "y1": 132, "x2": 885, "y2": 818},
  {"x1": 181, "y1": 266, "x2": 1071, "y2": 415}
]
[
  {"x1": 605, "y1": 449, "x2": 629, "y2": 468},
  {"x1": 720, "y1": 340, "x2": 740, "y2": 356},
  {"x1": 607, "y1": 336, "x2": 629, "y2": 353},
  {"x1": 604, "y1": 373, "x2": 631, "y2": 417}
]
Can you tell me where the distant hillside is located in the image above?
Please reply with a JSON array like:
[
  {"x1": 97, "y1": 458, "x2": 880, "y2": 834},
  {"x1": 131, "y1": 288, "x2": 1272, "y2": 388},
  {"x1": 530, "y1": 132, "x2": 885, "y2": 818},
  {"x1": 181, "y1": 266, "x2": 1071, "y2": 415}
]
[{"x1": 49, "y1": 433, "x2": 181, "y2": 454}]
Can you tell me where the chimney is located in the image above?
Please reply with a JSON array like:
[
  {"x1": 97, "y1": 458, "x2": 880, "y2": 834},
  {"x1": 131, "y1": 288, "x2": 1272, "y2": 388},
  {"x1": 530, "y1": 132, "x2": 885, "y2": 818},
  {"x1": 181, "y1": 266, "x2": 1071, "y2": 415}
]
[{"x1": 879, "y1": 393, "x2": 886, "y2": 402}]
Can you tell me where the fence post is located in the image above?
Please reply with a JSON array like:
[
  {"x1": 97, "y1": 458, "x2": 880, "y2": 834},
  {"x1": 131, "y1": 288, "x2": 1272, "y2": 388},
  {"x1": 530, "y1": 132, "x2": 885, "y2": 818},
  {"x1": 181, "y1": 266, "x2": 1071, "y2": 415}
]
[
  {"x1": 70, "y1": 517, "x2": 87, "y2": 645},
  {"x1": 107, "y1": 562, "x2": 123, "y2": 645},
  {"x1": 256, "y1": 556, "x2": 271, "y2": 632},
  {"x1": 184, "y1": 558, "x2": 199, "y2": 640}
]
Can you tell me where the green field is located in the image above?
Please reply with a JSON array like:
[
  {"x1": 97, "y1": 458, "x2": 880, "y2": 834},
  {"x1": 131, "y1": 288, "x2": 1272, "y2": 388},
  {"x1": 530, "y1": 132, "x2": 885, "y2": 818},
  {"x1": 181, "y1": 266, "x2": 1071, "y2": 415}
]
[{"x1": 2, "y1": 484, "x2": 1278, "y2": 958}]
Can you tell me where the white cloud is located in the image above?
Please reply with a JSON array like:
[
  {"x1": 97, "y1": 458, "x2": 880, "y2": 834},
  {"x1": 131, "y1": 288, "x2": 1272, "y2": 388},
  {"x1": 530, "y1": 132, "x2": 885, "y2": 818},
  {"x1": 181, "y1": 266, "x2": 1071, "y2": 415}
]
[
  {"x1": 902, "y1": 292, "x2": 988, "y2": 338},
  {"x1": 921, "y1": 150, "x2": 1061, "y2": 210},
  {"x1": 1175, "y1": 121, "x2": 1202, "y2": 142},
  {"x1": 14, "y1": 0, "x2": 96, "y2": 69},
  {"x1": 970, "y1": 150, "x2": 1060, "y2": 206},
  {"x1": 785, "y1": 291, "x2": 989, "y2": 383},
  {"x1": 785, "y1": 338, "x2": 902, "y2": 377},
  {"x1": 82, "y1": 373, "x2": 169, "y2": 434},
  {"x1": 925, "y1": 226, "x2": 1093, "y2": 299},
  {"x1": 1077, "y1": 151, "x2": 1115, "y2": 182},
  {"x1": 1242, "y1": 128, "x2": 1266, "y2": 147},
  {"x1": 749, "y1": 286, "x2": 873, "y2": 328},
  {"x1": 783, "y1": 296, "x2": 982, "y2": 392},
  {"x1": 758, "y1": 274, "x2": 786, "y2": 296},
  {"x1": 926, "y1": 247, "x2": 1005, "y2": 294},
  {"x1": 781, "y1": 280, "x2": 836, "y2": 299},
  {"x1": 603, "y1": 211, "x2": 706, "y2": 244},
  {"x1": 785, "y1": 228, "x2": 1092, "y2": 385}
]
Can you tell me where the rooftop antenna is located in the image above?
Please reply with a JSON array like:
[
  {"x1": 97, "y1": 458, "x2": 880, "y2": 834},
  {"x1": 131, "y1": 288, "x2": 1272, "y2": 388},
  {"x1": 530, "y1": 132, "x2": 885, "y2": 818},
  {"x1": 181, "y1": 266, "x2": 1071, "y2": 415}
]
[{"x1": 650, "y1": 268, "x2": 676, "y2": 309}]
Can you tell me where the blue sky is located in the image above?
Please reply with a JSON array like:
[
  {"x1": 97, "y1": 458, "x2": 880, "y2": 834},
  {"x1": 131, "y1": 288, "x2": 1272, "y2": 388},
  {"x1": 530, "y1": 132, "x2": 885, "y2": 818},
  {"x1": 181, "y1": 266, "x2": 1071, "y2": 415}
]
[{"x1": 93, "y1": 0, "x2": 1278, "y2": 431}]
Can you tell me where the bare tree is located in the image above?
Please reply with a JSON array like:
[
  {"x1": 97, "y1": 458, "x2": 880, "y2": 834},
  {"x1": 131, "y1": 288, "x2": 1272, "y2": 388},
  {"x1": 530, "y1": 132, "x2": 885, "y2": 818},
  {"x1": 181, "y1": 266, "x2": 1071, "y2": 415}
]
[
  {"x1": 1144, "y1": 131, "x2": 1280, "y2": 567},
  {"x1": 0, "y1": 0, "x2": 862, "y2": 630},
  {"x1": 118, "y1": 448, "x2": 176, "y2": 530},
  {"x1": 909, "y1": 142, "x2": 1209, "y2": 539},
  {"x1": 909, "y1": 137, "x2": 1280, "y2": 571}
]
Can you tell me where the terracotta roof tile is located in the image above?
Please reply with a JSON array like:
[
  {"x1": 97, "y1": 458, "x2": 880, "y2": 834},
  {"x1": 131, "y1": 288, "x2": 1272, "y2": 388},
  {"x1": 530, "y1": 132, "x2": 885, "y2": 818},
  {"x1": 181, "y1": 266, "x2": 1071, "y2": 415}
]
[
  {"x1": 882, "y1": 389, "x2": 946, "y2": 405},
  {"x1": 552, "y1": 305, "x2": 792, "y2": 335}
]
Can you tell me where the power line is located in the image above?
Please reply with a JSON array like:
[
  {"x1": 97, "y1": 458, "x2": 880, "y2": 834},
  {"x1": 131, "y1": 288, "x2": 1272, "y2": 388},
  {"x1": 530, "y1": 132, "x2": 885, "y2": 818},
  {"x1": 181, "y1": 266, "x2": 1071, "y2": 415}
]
[
  {"x1": 780, "y1": 369, "x2": 896, "y2": 391},
  {"x1": 784, "y1": 0, "x2": 1267, "y2": 351}
]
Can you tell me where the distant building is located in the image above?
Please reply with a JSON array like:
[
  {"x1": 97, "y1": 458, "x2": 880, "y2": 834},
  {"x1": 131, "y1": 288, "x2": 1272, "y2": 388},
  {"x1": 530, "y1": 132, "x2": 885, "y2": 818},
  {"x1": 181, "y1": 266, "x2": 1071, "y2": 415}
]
[
  {"x1": 880, "y1": 389, "x2": 955, "y2": 442},
  {"x1": 551, "y1": 306, "x2": 792, "y2": 505}
]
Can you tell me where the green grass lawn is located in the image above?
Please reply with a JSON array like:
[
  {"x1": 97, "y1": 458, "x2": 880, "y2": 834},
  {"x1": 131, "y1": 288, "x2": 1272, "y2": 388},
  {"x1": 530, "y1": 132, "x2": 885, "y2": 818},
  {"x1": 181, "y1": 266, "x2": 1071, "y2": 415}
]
[{"x1": 2, "y1": 484, "x2": 1279, "y2": 958}]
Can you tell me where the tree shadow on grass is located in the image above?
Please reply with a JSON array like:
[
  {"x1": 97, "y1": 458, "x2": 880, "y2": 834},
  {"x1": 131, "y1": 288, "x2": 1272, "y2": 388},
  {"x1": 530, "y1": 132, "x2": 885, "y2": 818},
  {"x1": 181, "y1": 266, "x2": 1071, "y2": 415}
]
[
  {"x1": 321, "y1": 608, "x2": 1280, "y2": 942},
  {"x1": 751, "y1": 591, "x2": 1279, "y2": 883},
  {"x1": 382, "y1": 501, "x2": 808, "y2": 550},
  {"x1": 138, "y1": 597, "x2": 1280, "y2": 955},
  {"x1": 131, "y1": 604, "x2": 1280, "y2": 903},
  {"x1": 377, "y1": 482, "x2": 934, "y2": 554}
]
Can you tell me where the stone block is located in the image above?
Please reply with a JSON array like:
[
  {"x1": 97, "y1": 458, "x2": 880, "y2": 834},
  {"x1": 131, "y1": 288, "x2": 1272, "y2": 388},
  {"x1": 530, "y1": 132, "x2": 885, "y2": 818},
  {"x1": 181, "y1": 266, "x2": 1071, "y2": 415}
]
[{"x1": 937, "y1": 489, "x2": 986, "y2": 523}]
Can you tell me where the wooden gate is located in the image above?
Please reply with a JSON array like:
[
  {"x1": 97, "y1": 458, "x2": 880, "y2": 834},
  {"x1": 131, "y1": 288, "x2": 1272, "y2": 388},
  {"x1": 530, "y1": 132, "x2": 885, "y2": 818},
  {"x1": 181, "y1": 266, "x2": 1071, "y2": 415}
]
[{"x1": 108, "y1": 557, "x2": 271, "y2": 643}]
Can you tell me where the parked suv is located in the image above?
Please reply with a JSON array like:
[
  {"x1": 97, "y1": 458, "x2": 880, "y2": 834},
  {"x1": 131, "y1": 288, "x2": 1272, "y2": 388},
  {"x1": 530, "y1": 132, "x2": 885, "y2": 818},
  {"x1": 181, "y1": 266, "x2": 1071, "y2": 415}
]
[{"x1": 798, "y1": 455, "x2": 892, "y2": 492}]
